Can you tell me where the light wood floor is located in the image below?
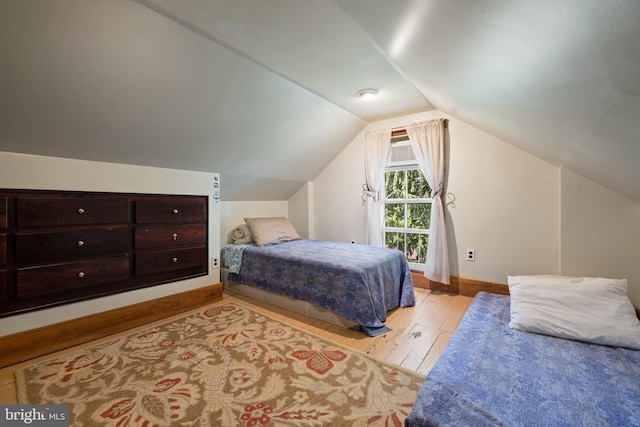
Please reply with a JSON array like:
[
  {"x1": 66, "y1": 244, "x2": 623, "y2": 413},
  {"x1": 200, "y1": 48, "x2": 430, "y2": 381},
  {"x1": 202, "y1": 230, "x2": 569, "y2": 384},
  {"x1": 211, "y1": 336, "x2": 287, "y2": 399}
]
[{"x1": 0, "y1": 287, "x2": 472, "y2": 403}]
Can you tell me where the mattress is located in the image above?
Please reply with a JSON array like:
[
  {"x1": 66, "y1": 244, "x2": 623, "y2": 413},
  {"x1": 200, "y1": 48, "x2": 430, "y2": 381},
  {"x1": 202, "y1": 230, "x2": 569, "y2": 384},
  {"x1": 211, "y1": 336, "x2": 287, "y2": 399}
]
[
  {"x1": 406, "y1": 292, "x2": 640, "y2": 426},
  {"x1": 222, "y1": 239, "x2": 415, "y2": 336}
]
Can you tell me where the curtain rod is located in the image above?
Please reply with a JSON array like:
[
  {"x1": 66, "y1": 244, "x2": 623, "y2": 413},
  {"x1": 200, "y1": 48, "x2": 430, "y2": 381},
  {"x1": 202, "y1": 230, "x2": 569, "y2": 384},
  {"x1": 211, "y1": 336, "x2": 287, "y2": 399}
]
[
  {"x1": 368, "y1": 119, "x2": 448, "y2": 138},
  {"x1": 390, "y1": 119, "x2": 448, "y2": 137}
]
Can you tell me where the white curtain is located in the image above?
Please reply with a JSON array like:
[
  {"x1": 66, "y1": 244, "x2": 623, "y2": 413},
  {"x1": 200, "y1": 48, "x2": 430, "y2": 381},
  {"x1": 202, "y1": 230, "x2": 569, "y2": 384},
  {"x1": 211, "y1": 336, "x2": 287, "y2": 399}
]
[
  {"x1": 406, "y1": 119, "x2": 450, "y2": 285},
  {"x1": 363, "y1": 129, "x2": 392, "y2": 247}
]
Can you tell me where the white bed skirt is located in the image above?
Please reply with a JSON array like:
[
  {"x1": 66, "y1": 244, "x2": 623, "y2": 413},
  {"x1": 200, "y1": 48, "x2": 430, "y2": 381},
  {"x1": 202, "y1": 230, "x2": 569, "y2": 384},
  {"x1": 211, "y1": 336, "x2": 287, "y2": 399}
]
[{"x1": 221, "y1": 269, "x2": 358, "y2": 330}]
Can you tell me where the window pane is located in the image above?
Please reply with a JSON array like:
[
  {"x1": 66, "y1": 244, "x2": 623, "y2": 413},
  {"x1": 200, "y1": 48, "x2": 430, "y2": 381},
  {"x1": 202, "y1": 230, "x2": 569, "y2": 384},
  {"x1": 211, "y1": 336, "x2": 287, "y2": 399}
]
[
  {"x1": 385, "y1": 170, "x2": 406, "y2": 199},
  {"x1": 408, "y1": 203, "x2": 431, "y2": 229},
  {"x1": 406, "y1": 233, "x2": 428, "y2": 264},
  {"x1": 407, "y1": 169, "x2": 431, "y2": 198},
  {"x1": 385, "y1": 203, "x2": 405, "y2": 228},
  {"x1": 385, "y1": 232, "x2": 404, "y2": 253}
]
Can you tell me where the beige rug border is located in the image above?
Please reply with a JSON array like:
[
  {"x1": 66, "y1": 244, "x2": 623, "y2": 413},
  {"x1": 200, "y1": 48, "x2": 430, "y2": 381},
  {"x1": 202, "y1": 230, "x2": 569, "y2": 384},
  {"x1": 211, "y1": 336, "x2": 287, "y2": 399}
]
[{"x1": 14, "y1": 300, "x2": 425, "y2": 404}]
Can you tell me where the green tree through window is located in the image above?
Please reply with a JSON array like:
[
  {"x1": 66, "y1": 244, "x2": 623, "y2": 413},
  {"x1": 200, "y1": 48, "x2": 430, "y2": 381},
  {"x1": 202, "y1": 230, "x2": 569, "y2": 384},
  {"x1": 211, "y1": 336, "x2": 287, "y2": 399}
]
[{"x1": 384, "y1": 166, "x2": 431, "y2": 267}]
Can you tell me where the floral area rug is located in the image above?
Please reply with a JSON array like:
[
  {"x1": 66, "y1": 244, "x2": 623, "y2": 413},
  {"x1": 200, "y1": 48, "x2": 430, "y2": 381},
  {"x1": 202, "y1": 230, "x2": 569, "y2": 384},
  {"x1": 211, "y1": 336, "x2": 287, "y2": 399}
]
[{"x1": 15, "y1": 302, "x2": 425, "y2": 426}]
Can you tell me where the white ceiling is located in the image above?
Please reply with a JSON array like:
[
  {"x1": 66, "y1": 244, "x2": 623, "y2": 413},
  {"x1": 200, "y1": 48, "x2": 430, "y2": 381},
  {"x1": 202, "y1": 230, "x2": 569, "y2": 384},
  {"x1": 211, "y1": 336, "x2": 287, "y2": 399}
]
[{"x1": 1, "y1": 0, "x2": 639, "y2": 202}]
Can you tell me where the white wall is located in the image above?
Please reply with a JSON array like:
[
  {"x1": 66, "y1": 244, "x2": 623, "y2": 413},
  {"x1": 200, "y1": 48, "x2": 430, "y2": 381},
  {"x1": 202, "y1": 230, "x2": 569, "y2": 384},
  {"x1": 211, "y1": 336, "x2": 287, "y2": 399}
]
[
  {"x1": 560, "y1": 168, "x2": 640, "y2": 305},
  {"x1": 314, "y1": 110, "x2": 561, "y2": 283},
  {"x1": 288, "y1": 182, "x2": 312, "y2": 238},
  {"x1": 313, "y1": 133, "x2": 369, "y2": 245},
  {"x1": 219, "y1": 200, "x2": 288, "y2": 248},
  {"x1": 444, "y1": 112, "x2": 560, "y2": 281},
  {"x1": 0, "y1": 151, "x2": 220, "y2": 336},
  {"x1": 219, "y1": 186, "x2": 312, "y2": 249}
]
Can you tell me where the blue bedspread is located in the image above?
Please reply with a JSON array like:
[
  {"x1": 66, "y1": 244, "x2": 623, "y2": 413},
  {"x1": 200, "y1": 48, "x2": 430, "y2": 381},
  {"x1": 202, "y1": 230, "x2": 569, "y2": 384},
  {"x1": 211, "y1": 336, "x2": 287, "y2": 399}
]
[
  {"x1": 222, "y1": 239, "x2": 414, "y2": 335},
  {"x1": 406, "y1": 292, "x2": 640, "y2": 426}
]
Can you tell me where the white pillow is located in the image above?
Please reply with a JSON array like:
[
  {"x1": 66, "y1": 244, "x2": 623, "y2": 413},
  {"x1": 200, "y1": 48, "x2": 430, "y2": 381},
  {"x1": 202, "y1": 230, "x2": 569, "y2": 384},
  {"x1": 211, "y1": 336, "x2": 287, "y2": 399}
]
[
  {"x1": 507, "y1": 276, "x2": 640, "y2": 350},
  {"x1": 508, "y1": 274, "x2": 581, "y2": 283},
  {"x1": 244, "y1": 217, "x2": 302, "y2": 246}
]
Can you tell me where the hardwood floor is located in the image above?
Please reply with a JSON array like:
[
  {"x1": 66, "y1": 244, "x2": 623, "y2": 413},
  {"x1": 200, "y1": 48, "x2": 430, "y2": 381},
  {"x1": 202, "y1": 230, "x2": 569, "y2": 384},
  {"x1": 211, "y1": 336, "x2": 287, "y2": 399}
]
[{"x1": 0, "y1": 287, "x2": 472, "y2": 403}]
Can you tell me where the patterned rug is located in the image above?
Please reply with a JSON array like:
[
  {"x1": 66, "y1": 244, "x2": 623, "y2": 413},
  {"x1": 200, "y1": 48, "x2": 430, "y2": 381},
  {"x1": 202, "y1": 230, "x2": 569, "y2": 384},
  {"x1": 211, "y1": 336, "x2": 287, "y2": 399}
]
[{"x1": 15, "y1": 302, "x2": 425, "y2": 426}]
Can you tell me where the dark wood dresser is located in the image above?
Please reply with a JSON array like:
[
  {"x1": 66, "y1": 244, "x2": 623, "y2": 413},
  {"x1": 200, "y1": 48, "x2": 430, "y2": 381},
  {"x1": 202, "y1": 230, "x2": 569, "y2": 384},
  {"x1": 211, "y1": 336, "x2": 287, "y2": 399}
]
[
  {"x1": 0, "y1": 197, "x2": 7, "y2": 305},
  {"x1": 0, "y1": 190, "x2": 208, "y2": 317}
]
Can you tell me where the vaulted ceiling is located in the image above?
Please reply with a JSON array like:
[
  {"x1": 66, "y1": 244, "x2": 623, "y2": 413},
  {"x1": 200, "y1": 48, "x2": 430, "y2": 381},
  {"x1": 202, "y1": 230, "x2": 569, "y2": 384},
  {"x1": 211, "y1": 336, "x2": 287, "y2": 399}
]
[{"x1": 1, "y1": 1, "x2": 639, "y2": 202}]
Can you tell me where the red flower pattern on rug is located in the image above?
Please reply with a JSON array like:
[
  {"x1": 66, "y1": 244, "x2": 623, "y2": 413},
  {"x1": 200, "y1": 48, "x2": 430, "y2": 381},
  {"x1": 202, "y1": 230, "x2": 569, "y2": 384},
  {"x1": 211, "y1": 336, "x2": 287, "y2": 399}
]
[{"x1": 290, "y1": 348, "x2": 348, "y2": 375}]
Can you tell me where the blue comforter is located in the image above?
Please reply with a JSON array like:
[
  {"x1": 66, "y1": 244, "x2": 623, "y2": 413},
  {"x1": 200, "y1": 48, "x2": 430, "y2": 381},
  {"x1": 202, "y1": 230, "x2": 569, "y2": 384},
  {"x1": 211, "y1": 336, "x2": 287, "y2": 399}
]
[
  {"x1": 222, "y1": 239, "x2": 414, "y2": 335},
  {"x1": 406, "y1": 292, "x2": 640, "y2": 426}
]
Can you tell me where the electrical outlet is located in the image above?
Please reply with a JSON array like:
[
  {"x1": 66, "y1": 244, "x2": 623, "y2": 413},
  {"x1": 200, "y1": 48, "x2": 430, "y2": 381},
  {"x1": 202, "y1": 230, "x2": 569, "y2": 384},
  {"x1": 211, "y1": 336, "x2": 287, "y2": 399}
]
[
  {"x1": 466, "y1": 249, "x2": 476, "y2": 262},
  {"x1": 211, "y1": 257, "x2": 219, "y2": 269}
]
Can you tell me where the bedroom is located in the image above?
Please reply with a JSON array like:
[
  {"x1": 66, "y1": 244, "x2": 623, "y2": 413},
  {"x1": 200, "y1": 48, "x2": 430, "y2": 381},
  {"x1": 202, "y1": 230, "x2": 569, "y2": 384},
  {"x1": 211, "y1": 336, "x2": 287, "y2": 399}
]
[{"x1": 1, "y1": 0, "x2": 640, "y2": 425}]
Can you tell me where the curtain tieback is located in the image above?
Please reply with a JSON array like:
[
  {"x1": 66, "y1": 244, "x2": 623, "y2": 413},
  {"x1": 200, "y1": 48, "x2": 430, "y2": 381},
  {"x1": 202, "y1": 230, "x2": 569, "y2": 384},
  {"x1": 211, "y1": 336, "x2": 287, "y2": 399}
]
[
  {"x1": 362, "y1": 184, "x2": 377, "y2": 204},
  {"x1": 432, "y1": 184, "x2": 445, "y2": 200}
]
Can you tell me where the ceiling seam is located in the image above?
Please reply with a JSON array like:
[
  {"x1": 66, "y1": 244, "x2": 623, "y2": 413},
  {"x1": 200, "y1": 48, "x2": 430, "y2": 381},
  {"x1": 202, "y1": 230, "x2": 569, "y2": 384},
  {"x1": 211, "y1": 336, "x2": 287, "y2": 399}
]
[{"x1": 331, "y1": 0, "x2": 432, "y2": 109}]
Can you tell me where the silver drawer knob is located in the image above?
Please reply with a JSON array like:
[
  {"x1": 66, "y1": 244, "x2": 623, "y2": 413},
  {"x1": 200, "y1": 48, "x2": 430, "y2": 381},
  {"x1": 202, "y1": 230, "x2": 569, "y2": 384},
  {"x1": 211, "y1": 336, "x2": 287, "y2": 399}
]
[
  {"x1": 172, "y1": 209, "x2": 179, "y2": 214},
  {"x1": 170, "y1": 233, "x2": 178, "y2": 240},
  {"x1": 77, "y1": 208, "x2": 85, "y2": 214},
  {"x1": 78, "y1": 271, "x2": 85, "y2": 278},
  {"x1": 172, "y1": 257, "x2": 178, "y2": 263},
  {"x1": 77, "y1": 240, "x2": 85, "y2": 247}
]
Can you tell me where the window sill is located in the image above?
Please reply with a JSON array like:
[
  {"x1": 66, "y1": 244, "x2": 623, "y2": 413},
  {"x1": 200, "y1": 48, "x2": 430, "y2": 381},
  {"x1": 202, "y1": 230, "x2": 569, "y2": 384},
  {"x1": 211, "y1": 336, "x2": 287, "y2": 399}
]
[{"x1": 408, "y1": 263, "x2": 425, "y2": 271}]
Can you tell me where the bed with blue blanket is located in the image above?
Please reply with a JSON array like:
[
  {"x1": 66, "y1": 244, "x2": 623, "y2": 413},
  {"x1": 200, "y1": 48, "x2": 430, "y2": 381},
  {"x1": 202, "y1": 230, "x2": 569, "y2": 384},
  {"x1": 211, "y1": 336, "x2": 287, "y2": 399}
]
[
  {"x1": 406, "y1": 290, "x2": 640, "y2": 427},
  {"x1": 222, "y1": 239, "x2": 415, "y2": 336}
]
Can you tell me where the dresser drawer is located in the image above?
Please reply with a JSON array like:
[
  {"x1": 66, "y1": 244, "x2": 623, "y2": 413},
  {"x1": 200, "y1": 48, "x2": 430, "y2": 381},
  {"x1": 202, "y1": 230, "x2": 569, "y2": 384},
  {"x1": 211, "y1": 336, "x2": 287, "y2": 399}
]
[
  {"x1": 16, "y1": 255, "x2": 130, "y2": 299},
  {"x1": 17, "y1": 197, "x2": 130, "y2": 227},
  {"x1": 0, "y1": 197, "x2": 6, "y2": 228},
  {"x1": 15, "y1": 227, "x2": 131, "y2": 265},
  {"x1": 0, "y1": 234, "x2": 5, "y2": 265},
  {"x1": 135, "y1": 198, "x2": 206, "y2": 224},
  {"x1": 135, "y1": 247, "x2": 206, "y2": 276},
  {"x1": 0, "y1": 269, "x2": 5, "y2": 301},
  {"x1": 135, "y1": 224, "x2": 206, "y2": 250}
]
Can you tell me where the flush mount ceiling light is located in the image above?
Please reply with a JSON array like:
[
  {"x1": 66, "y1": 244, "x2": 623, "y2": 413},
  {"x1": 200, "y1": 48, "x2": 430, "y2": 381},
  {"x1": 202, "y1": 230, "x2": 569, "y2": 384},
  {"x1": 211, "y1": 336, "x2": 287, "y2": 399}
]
[{"x1": 357, "y1": 88, "x2": 379, "y2": 99}]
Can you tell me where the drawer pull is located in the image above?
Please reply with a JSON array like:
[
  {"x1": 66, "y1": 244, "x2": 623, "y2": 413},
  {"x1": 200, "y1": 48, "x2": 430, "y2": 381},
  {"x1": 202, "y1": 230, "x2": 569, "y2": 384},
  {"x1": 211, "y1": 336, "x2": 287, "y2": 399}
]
[
  {"x1": 78, "y1": 271, "x2": 85, "y2": 278},
  {"x1": 172, "y1": 209, "x2": 179, "y2": 214},
  {"x1": 172, "y1": 257, "x2": 178, "y2": 263},
  {"x1": 170, "y1": 233, "x2": 178, "y2": 241},
  {"x1": 77, "y1": 240, "x2": 85, "y2": 247},
  {"x1": 77, "y1": 208, "x2": 85, "y2": 214}
]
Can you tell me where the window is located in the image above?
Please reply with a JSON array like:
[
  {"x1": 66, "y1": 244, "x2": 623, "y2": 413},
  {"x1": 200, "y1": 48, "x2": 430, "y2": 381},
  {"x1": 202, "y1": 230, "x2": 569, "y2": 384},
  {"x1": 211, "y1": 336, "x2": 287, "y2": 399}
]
[{"x1": 383, "y1": 140, "x2": 431, "y2": 269}]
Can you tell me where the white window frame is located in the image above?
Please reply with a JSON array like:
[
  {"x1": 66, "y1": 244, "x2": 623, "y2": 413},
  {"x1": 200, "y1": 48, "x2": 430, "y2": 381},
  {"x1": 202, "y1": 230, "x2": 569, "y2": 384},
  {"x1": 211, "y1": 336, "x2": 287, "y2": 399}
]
[{"x1": 383, "y1": 141, "x2": 432, "y2": 271}]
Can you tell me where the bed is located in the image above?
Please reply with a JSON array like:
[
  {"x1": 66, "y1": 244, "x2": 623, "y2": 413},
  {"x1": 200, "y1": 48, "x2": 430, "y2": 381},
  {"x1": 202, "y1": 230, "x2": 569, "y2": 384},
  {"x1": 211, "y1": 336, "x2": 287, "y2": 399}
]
[
  {"x1": 406, "y1": 281, "x2": 640, "y2": 427},
  {"x1": 221, "y1": 218, "x2": 414, "y2": 336}
]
